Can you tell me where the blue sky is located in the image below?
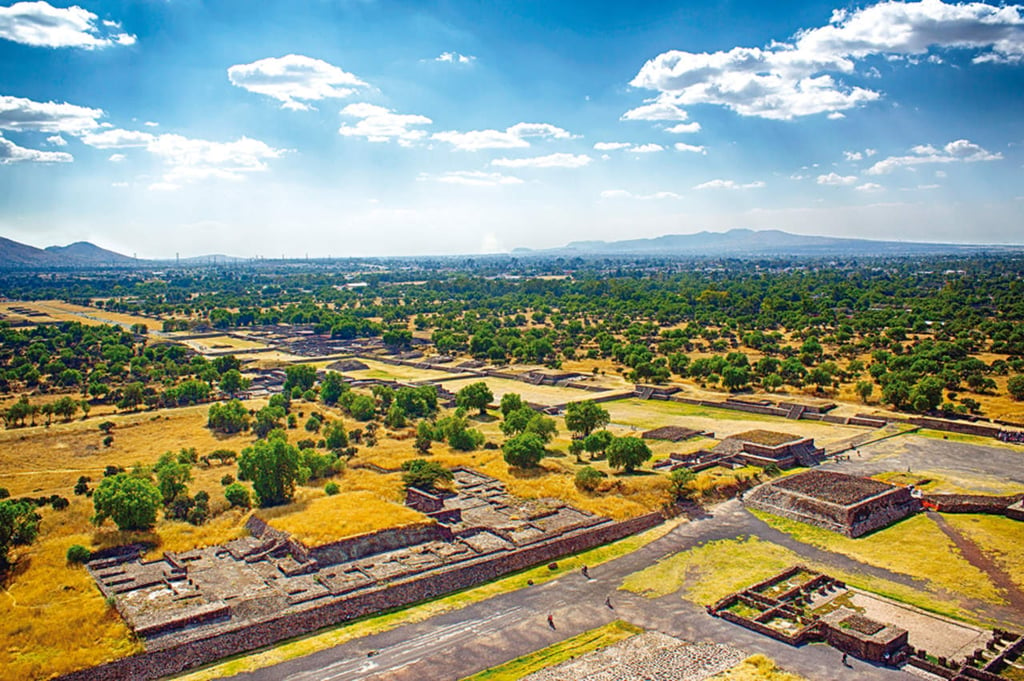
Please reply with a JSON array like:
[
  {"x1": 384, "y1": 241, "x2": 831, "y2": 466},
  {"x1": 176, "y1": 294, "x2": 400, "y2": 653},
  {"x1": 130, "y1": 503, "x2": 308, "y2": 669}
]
[{"x1": 0, "y1": 0, "x2": 1022, "y2": 257}]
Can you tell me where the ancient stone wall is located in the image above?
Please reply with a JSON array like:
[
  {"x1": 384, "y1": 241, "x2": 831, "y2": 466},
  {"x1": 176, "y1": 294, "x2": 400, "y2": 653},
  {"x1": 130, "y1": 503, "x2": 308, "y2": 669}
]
[
  {"x1": 309, "y1": 523, "x2": 447, "y2": 566},
  {"x1": 60, "y1": 512, "x2": 663, "y2": 681}
]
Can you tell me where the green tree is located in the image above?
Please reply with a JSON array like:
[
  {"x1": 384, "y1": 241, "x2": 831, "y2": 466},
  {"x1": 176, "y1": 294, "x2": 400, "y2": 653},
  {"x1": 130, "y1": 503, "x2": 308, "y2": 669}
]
[
  {"x1": 564, "y1": 400, "x2": 610, "y2": 438},
  {"x1": 401, "y1": 459, "x2": 453, "y2": 491},
  {"x1": 385, "y1": 403, "x2": 407, "y2": 428},
  {"x1": 349, "y1": 394, "x2": 377, "y2": 421},
  {"x1": 415, "y1": 420, "x2": 433, "y2": 454},
  {"x1": 207, "y1": 399, "x2": 251, "y2": 434},
  {"x1": 762, "y1": 373, "x2": 783, "y2": 392},
  {"x1": 606, "y1": 436, "x2": 652, "y2": 474},
  {"x1": 721, "y1": 365, "x2": 751, "y2": 391},
  {"x1": 502, "y1": 432, "x2": 547, "y2": 468},
  {"x1": 856, "y1": 380, "x2": 874, "y2": 403},
  {"x1": 219, "y1": 369, "x2": 249, "y2": 396},
  {"x1": 284, "y1": 365, "x2": 317, "y2": 394},
  {"x1": 238, "y1": 430, "x2": 300, "y2": 507},
  {"x1": 456, "y1": 381, "x2": 494, "y2": 415},
  {"x1": 154, "y1": 452, "x2": 192, "y2": 504},
  {"x1": 319, "y1": 372, "x2": 349, "y2": 405},
  {"x1": 500, "y1": 392, "x2": 524, "y2": 417},
  {"x1": 92, "y1": 474, "x2": 162, "y2": 531},
  {"x1": 323, "y1": 420, "x2": 349, "y2": 452},
  {"x1": 1008, "y1": 375, "x2": 1024, "y2": 401},
  {"x1": 583, "y1": 430, "x2": 614, "y2": 459},
  {"x1": 0, "y1": 499, "x2": 41, "y2": 572}
]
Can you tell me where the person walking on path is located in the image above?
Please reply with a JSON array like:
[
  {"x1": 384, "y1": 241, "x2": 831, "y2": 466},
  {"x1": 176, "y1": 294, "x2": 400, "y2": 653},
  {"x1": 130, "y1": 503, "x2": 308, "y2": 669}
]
[
  {"x1": 547, "y1": 614, "x2": 555, "y2": 629},
  {"x1": 582, "y1": 565, "x2": 589, "y2": 579},
  {"x1": 841, "y1": 652, "x2": 848, "y2": 666},
  {"x1": 604, "y1": 595, "x2": 612, "y2": 609}
]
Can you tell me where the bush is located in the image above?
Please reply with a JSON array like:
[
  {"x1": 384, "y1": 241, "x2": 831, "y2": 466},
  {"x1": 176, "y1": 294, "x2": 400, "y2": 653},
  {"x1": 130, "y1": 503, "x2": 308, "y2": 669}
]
[
  {"x1": 224, "y1": 482, "x2": 251, "y2": 509},
  {"x1": 51, "y1": 496, "x2": 69, "y2": 511},
  {"x1": 575, "y1": 466, "x2": 603, "y2": 492},
  {"x1": 324, "y1": 482, "x2": 340, "y2": 496},
  {"x1": 66, "y1": 544, "x2": 91, "y2": 564},
  {"x1": 102, "y1": 435, "x2": 114, "y2": 447},
  {"x1": 221, "y1": 474, "x2": 235, "y2": 486}
]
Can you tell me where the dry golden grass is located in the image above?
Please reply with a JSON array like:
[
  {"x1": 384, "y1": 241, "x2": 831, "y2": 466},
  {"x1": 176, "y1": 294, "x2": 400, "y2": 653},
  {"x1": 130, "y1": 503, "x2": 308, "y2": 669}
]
[
  {"x1": 183, "y1": 335, "x2": 271, "y2": 353},
  {"x1": 873, "y1": 469, "x2": 1024, "y2": 495},
  {"x1": 711, "y1": 655, "x2": 807, "y2": 681},
  {"x1": 31, "y1": 300, "x2": 163, "y2": 331},
  {"x1": 440, "y1": 376, "x2": 627, "y2": 407},
  {"x1": 259, "y1": 490, "x2": 429, "y2": 547},
  {"x1": 341, "y1": 358, "x2": 460, "y2": 382},
  {"x1": 942, "y1": 514, "x2": 1024, "y2": 591}
]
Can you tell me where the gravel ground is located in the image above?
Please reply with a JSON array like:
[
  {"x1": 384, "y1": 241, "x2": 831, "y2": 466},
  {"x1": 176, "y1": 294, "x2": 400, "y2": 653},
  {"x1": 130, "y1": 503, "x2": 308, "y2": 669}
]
[{"x1": 522, "y1": 631, "x2": 745, "y2": 681}]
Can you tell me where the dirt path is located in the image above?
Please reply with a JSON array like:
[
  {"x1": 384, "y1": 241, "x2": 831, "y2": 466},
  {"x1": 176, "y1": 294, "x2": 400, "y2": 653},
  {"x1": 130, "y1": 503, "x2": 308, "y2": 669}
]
[{"x1": 927, "y1": 511, "x2": 1024, "y2": 617}]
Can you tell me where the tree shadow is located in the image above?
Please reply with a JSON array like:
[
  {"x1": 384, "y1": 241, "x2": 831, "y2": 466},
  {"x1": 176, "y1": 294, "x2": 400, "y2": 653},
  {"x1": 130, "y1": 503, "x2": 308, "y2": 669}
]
[{"x1": 470, "y1": 413, "x2": 498, "y2": 423}]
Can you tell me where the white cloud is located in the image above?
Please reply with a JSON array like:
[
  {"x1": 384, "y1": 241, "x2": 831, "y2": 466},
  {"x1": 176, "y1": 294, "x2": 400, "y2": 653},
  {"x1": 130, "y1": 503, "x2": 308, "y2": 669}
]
[
  {"x1": 621, "y1": 94, "x2": 693, "y2": 121},
  {"x1": 79, "y1": 128, "x2": 154, "y2": 148},
  {"x1": 629, "y1": 0, "x2": 1024, "y2": 120},
  {"x1": 630, "y1": 143, "x2": 663, "y2": 153},
  {"x1": 338, "y1": 103, "x2": 432, "y2": 146},
  {"x1": 843, "y1": 150, "x2": 863, "y2": 161},
  {"x1": 433, "y1": 122, "x2": 572, "y2": 151},
  {"x1": 419, "y1": 170, "x2": 524, "y2": 186},
  {"x1": 491, "y1": 153, "x2": 591, "y2": 168},
  {"x1": 694, "y1": 179, "x2": 765, "y2": 190},
  {"x1": 674, "y1": 142, "x2": 706, "y2": 154},
  {"x1": 46, "y1": 134, "x2": 65, "y2": 146},
  {"x1": 594, "y1": 142, "x2": 632, "y2": 151},
  {"x1": 866, "y1": 139, "x2": 1002, "y2": 174},
  {"x1": 435, "y1": 51, "x2": 476, "y2": 64},
  {"x1": 0, "y1": 1, "x2": 135, "y2": 49},
  {"x1": 855, "y1": 182, "x2": 884, "y2": 192},
  {"x1": 143, "y1": 121, "x2": 158, "y2": 127},
  {"x1": 665, "y1": 121, "x2": 701, "y2": 133},
  {"x1": 600, "y1": 189, "x2": 681, "y2": 200},
  {"x1": 0, "y1": 94, "x2": 103, "y2": 134},
  {"x1": 228, "y1": 55, "x2": 367, "y2": 110},
  {"x1": 827, "y1": 112, "x2": 846, "y2": 120},
  {"x1": 108, "y1": 153, "x2": 125, "y2": 162},
  {"x1": 594, "y1": 142, "x2": 667, "y2": 153},
  {"x1": 0, "y1": 132, "x2": 72, "y2": 163},
  {"x1": 816, "y1": 172, "x2": 858, "y2": 185}
]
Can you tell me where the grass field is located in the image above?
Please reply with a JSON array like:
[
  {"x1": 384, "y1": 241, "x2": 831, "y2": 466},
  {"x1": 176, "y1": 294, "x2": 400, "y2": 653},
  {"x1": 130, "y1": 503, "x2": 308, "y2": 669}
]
[
  {"x1": 260, "y1": 491, "x2": 429, "y2": 546},
  {"x1": 440, "y1": 376, "x2": 628, "y2": 407},
  {"x1": 618, "y1": 534, "x2": 993, "y2": 626},
  {"x1": 340, "y1": 358, "x2": 463, "y2": 383},
  {"x1": 600, "y1": 398, "x2": 870, "y2": 448},
  {"x1": 942, "y1": 514, "x2": 1024, "y2": 591},
  {"x1": 33, "y1": 300, "x2": 164, "y2": 331},
  {"x1": 459, "y1": 620, "x2": 643, "y2": 681},
  {"x1": 748, "y1": 511, "x2": 1004, "y2": 605},
  {"x1": 183, "y1": 335, "x2": 271, "y2": 353},
  {"x1": 873, "y1": 469, "x2": 1024, "y2": 495}
]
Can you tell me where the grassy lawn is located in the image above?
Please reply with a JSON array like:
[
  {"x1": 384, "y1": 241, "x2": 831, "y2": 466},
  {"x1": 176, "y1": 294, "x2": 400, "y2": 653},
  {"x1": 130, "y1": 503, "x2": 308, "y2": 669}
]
[
  {"x1": 459, "y1": 620, "x2": 643, "y2": 681},
  {"x1": 916, "y1": 429, "x2": 1024, "y2": 452},
  {"x1": 619, "y1": 534, "x2": 993, "y2": 626},
  {"x1": 259, "y1": 491, "x2": 429, "y2": 547},
  {"x1": 942, "y1": 514, "x2": 1024, "y2": 591},
  {"x1": 872, "y1": 469, "x2": 1024, "y2": 495},
  {"x1": 749, "y1": 510, "x2": 1003, "y2": 605},
  {"x1": 711, "y1": 654, "x2": 807, "y2": 681},
  {"x1": 171, "y1": 518, "x2": 682, "y2": 681}
]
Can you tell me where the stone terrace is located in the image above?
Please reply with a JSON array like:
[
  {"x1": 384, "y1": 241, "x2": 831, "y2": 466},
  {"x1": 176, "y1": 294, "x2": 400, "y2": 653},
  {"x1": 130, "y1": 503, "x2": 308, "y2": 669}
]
[
  {"x1": 771, "y1": 470, "x2": 895, "y2": 507},
  {"x1": 88, "y1": 469, "x2": 616, "y2": 650}
]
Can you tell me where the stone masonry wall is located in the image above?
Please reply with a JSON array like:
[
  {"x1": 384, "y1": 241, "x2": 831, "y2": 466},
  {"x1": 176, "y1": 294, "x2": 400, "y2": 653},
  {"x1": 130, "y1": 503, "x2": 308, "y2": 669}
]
[{"x1": 59, "y1": 512, "x2": 663, "y2": 681}]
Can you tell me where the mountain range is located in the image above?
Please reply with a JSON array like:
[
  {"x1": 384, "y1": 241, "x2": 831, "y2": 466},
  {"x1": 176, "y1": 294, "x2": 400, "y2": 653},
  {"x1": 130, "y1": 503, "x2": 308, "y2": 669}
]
[{"x1": 1, "y1": 229, "x2": 1021, "y2": 269}]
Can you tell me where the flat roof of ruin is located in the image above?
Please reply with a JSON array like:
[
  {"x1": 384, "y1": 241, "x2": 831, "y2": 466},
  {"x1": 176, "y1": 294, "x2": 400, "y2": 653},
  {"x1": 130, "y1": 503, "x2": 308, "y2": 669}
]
[
  {"x1": 771, "y1": 470, "x2": 896, "y2": 507},
  {"x1": 728, "y1": 429, "x2": 803, "y2": 446}
]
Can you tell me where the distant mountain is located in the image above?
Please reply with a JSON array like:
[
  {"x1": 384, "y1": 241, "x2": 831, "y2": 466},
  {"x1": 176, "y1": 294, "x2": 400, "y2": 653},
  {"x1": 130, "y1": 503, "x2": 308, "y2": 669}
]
[
  {"x1": 514, "y1": 228, "x2": 1021, "y2": 257},
  {"x1": 0, "y1": 236, "x2": 59, "y2": 267},
  {"x1": 45, "y1": 241, "x2": 138, "y2": 265}
]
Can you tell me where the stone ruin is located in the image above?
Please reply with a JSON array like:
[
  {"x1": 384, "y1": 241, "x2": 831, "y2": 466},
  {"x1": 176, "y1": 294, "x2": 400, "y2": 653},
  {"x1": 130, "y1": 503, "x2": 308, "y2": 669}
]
[
  {"x1": 86, "y1": 468, "x2": 648, "y2": 653},
  {"x1": 744, "y1": 470, "x2": 920, "y2": 537},
  {"x1": 653, "y1": 429, "x2": 823, "y2": 474}
]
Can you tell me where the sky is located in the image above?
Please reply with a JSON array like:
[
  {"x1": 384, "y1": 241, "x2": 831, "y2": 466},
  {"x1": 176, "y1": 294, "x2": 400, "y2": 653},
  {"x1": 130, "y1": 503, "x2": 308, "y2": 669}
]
[{"x1": 0, "y1": 0, "x2": 1022, "y2": 258}]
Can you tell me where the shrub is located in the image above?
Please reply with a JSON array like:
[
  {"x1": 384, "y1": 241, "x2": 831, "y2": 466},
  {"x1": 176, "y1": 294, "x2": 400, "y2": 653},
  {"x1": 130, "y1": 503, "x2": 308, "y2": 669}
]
[
  {"x1": 324, "y1": 482, "x2": 340, "y2": 496},
  {"x1": 575, "y1": 466, "x2": 603, "y2": 492},
  {"x1": 66, "y1": 544, "x2": 91, "y2": 564},
  {"x1": 224, "y1": 482, "x2": 251, "y2": 509},
  {"x1": 221, "y1": 474, "x2": 235, "y2": 486}
]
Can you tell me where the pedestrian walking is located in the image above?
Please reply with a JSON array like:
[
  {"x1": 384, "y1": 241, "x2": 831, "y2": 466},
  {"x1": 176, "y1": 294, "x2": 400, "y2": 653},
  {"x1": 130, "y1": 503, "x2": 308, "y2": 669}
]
[
  {"x1": 582, "y1": 565, "x2": 589, "y2": 579},
  {"x1": 841, "y1": 652, "x2": 848, "y2": 666},
  {"x1": 547, "y1": 614, "x2": 555, "y2": 629},
  {"x1": 604, "y1": 596, "x2": 612, "y2": 609}
]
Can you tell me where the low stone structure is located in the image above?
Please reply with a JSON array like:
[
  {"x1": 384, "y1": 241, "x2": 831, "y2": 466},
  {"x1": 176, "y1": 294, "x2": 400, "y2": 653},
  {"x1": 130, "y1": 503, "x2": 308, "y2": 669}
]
[
  {"x1": 642, "y1": 425, "x2": 711, "y2": 442},
  {"x1": 744, "y1": 470, "x2": 920, "y2": 537},
  {"x1": 716, "y1": 430, "x2": 825, "y2": 468},
  {"x1": 74, "y1": 469, "x2": 662, "y2": 681},
  {"x1": 709, "y1": 566, "x2": 909, "y2": 664}
]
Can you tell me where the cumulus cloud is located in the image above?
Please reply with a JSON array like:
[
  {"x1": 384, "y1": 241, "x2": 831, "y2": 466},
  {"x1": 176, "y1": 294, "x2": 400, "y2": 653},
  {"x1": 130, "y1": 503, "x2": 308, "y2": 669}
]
[
  {"x1": 491, "y1": 153, "x2": 591, "y2": 168},
  {"x1": 0, "y1": 1, "x2": 135, "y2": 48},
  {"x1": 621, "y1": 95, "x2": 694, "y2": 121},
  {"x1": 419, "y1": 170, "x2": 524, "y2": 186},
  {"x1": 228, "y1": 55, "x2": 368, "y2": 110},
  {"x1": 630, "y1": 143, "x2": 663, "y2": 153},
  {"x1": 665, "y1": 121, "x2": 701, "y2": 133},
  {"x1": 594, "y1": 142, "x2": 665, "y2": 153},
  {"x1": 594, "y1": 142, "x2": 632, "y2": 151},
  {"x1": 338, "y1": 103, "x2": 432, "y2": 146},
  {"x1": 628, "y1": 0, "x2": 1024, "y2": 120},
  {"x1": 435, "y1": 51, "x2": 475, "y2": 64},
  {"x1": 46, "y1": 134, "x2": 65, "y2": 146},
  {"x1": 79, "y1": 126, "x2": 285, "y2": 184},
  {"x1": 866, "y1": 138, "x2": 1002, "y2": 174},
  {"x1": 693, "y1": 179, "x2": 765, "y2": 190},
  {"x1": 600, "y1": 189, "x2": 681, "y2": 200},
  {"x1": 674, "y1": 142, "x2": 706, "y2": 154},
  {"x1": 0, "y1": 133, "x2": 72, "y2": 163},
  {"x1": 816, "y1": 172, "x2": 859, "y2": 185},
  {"x1": 433, "y1": 122, "x2": 573, "y2": 151},
  {"x1": 0, "y1": 94, "x2": 103, "y2": 134},
  {"x1": 856, "y1": 182, "x2": 884, "y2": 191},
  {"x1": 108, "y1": 153, "x2": 125, "y2": 162}
]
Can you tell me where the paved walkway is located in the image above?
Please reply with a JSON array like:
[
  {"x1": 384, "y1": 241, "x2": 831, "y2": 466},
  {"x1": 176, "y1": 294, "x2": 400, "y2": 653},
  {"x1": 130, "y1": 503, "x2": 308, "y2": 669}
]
[{"x1": 238, "y1": 501, "x2": 918, "y2": 681}]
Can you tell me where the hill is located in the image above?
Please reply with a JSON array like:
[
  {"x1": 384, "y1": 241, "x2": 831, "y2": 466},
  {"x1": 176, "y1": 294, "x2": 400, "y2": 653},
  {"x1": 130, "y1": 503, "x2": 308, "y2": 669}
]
[
  {"x1": 45, "y1": 242, "x2": 138, "y2": 265},
  {"x1": 514, "y1": 229, "x2": 1020, "y2": 257}
]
